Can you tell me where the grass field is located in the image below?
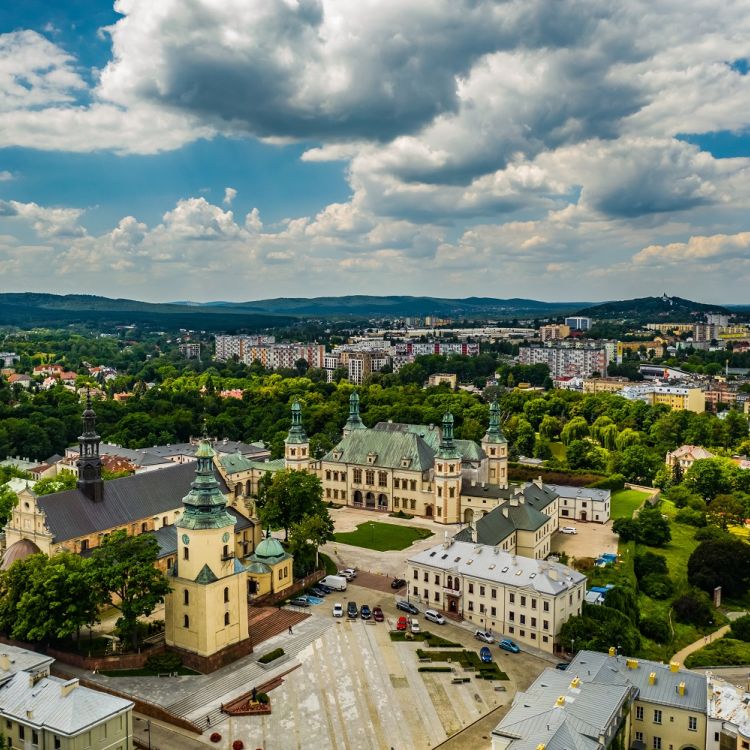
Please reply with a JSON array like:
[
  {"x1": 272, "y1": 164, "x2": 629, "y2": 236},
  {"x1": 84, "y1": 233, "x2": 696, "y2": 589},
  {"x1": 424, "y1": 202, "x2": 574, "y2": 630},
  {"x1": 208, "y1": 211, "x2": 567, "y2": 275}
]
[
  {"x1": 334, "y1": 521, "x2": 433, "y2": 551},
  {"x1": 610, "y1": 488, "x2": 650, "y2": 520}
]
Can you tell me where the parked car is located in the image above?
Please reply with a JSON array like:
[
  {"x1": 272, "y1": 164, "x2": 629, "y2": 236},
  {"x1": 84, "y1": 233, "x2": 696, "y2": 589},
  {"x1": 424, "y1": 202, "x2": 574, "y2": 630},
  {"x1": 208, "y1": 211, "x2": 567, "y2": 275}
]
[
  {"x1": 560, "y1": 526, "x2": 578, "y2": 535},
  {"x1": 424, "y1": 609, "x2": 446, "y2": 625},
  {"x1": 409, "y1": 618, "x2": 420, "y2": 634},
  {"x1": 479, "y1": 647, "x2": 492, "y2": 663},
  {"x1": 372, "y1": 606, "x2": 384, "y2": 622},
  {"x1": 474, "y1": 630, "x2": 494, "y2": 644},
  {"x1": 290, "y1": 597, "x2": 310, "y2": 608},
  {"x1": 347, "y1": 601, "x2": 358, "y2": 618},
  {"x1": 310, "y1": 586, "x2": 327, "y2": 597},
  {"x1": 317, "y1": 583, "x2": 333, "y2": 594},
  {"x1": 391, "y1": 578, "x2": 406, "y2": 589},
  {"x1": 339, "y1": 568, "x2": 358, "y2": 580},
  {"x1": 361, "y1": 604, "x2": 372, "y2": 620},
  {"x1": 332, "y1": 603, "x2": 344, "y2": 618},
  {"x1": 396, "y1": 616, "x2": 408, "y2": 631},
  {"x1": 499, "y1": 638, "x2": 520, "y2": 653},
  {"x1": 396, "y1": 600, "x2": 419, "y2": 615},
  {"x1": 555, "y1": 662, "x2": 569, "y2": 670}
]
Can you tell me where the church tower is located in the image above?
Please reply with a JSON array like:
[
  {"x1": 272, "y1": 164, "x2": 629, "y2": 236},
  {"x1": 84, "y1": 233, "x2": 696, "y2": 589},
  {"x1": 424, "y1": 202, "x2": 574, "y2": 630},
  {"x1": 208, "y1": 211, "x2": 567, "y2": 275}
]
[
  {"x1": 482, "y1": 400, "x2": 508, "y2": 488},
  {"x1": 433, "y1": 412, "x2": 462, "y2": 524},
  {"x1": 77, "y1": 391, "x2": 103, "y2": 502},
  {"x1": 284, "y1": 398, "x2": 310, "y2": 471},
  {"x1": 165, "y1": 440, "x2": 249, "y2": 662},
  {"x1": 342, "y1": 391, "x2": 366, "y2": 437}
]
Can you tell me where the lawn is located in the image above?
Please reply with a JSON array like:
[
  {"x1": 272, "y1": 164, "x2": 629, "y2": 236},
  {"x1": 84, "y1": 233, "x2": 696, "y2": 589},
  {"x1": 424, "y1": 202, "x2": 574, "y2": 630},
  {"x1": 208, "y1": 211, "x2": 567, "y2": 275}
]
[
  {"x1": 685, "y1": 638, "x2": 750, "y2": 668},
  {"x1": 334, "y1": 521, "x2": 433, "y2": 551},
  {"x1": 100, "y1": 665, "x2": 200, "y2": 677},
  {"x1": 610, "y1": 488, "x2": 650, "y2": 520},
  {"x1": 415, "y1": 648, "x2": 509, "y2": 680}
]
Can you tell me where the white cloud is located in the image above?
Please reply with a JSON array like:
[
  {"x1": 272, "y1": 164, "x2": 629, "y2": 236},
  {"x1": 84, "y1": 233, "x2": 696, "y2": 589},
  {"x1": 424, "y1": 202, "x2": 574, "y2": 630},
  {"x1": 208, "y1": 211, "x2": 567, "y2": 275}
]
[
  {"x1": 0, "y1": 200, "x2": 85, "y2": 238},
  {"x1": 223, "y1": 187, "x2": 237, "y2": 206},
  {"x1": 0, "y1": 171, "x2": 13, "y2": 182}
]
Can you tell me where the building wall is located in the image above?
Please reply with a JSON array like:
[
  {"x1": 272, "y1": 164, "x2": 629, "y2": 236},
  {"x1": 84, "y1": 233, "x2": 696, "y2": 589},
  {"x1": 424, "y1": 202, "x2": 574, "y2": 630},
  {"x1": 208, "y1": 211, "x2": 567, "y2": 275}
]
[
  {"x1": 4, "y1": 711, "x2": 132, "y2": 750},
  {"x1": 630, "y1": 699, "x2": 706, "y2": 750}
]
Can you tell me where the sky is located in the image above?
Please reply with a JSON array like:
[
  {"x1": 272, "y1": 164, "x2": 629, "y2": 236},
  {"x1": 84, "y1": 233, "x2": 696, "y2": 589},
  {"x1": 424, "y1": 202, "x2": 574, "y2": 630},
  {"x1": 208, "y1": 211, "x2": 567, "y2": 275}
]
[{"x1": 1, "y1": 1, "x2": 750, "y2": 304}]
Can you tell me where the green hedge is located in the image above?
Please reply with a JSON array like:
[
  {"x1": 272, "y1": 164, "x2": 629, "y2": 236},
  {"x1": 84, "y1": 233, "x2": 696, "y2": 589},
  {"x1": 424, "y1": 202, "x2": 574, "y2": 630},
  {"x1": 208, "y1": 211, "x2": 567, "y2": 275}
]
[
  {"x1": 258, "y1": 648, "x2": 285, "y2": 664},
  {"x1": 418, "y1": 666, "x2": 453, "y2": 673},
  {"x1": 508, "y1": 464, "x2": 607, "y2": 486}
]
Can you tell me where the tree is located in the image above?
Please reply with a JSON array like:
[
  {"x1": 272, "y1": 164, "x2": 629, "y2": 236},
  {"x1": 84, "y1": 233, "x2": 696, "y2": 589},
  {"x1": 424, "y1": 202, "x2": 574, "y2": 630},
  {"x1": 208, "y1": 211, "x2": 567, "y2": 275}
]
[
  {"x1": 89, "y1": 532, "x2": 171, "y2": 651},
  {"x1": 0, "y1": 485, "x2": 17, "y2": 526},
  {"x1": 610, "y1": 445, "x2": 661, "y2": 484},
  {"x1": 637, "y1": 506, "x2": 671, "y2": 546},
  {"x1": 612, "y1": 517, "x2": 639, "y2": 542},
  {"x1": 634, "y1": 551, "x2": 668, "y2": 580},
  {"x1": 288, "y1": 512, "x2": 335, "y2": 575},
  {"x1": 688, "y1": 538, "x2": 750, "y2": 598},
  {"x1": 514, "y1": 419, "x2": 536, "y2": 456},
  {"x1": 665, "y1": 484, "x2": 701, "y2": 509},
  {"x1": 672, "y1": 591, "x2": 713, "y2": 626},
  {"x1": 539, "y1": 415, "x2": 562, "y2": 441},
  {"x1": 707, "y1": 494, "x2": 745, "y2": 530},
  {"x1": 566, "y1": 440, "x2": 606, "y2": 471},
  {"x1": 258, "y1": 470, "x2": 325, "y2": 541},
  {"x1": 615, "y1": 428, "x2": 641, "y2": 451},
  {"x1": 33, "y1": 473, "x2": 77, "y2": 495},
  {"x1": 730, "y1": 614, "x2": 750, "y2": 642},
  {"x1": 560, "y1": 417, "x2": 589, "y2": 445},
  {"x1": 639, "y1": 615, "x2": 671, "y2": 644},
  {"x1": 686, "y1": 458, "x2": 734, "y2": 501}
]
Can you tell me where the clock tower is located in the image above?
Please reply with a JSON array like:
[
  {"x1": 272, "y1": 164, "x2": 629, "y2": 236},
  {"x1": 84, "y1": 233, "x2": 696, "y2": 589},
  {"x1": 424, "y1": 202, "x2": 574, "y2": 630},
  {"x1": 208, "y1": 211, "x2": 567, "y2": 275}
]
[{"x1": 165, "y1": 439, "x2": 250, "y2": 663}]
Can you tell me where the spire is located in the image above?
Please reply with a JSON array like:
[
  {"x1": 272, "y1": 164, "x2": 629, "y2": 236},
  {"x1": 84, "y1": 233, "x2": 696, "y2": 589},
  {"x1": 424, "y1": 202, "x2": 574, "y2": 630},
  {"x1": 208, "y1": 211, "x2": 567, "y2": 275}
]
[
  {"x1": 437, "y1": 412, "x2": 461, "y2": 458},
  {"x1": 285, "y1": 398, "x2": 308, "y2": 444},
  {"x1": 484, "y1": 400, "x2": 507, "y2": 443},
  {"x1": 177, "y1": 439, "x2": 234, "y2": 530},
  {"x1": 343, "y1": 391, "x2": 366, "y2": 435},
  {"x1": 77, "y1": 390, "x2": 103, "y2": 502}
]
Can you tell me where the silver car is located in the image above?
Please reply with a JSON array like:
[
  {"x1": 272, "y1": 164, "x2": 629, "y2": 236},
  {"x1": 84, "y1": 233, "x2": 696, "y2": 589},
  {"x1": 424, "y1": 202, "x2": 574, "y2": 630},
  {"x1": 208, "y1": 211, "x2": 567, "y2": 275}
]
[{"x1": 474, "y1": 630, "x2": 494, "y2": 644}]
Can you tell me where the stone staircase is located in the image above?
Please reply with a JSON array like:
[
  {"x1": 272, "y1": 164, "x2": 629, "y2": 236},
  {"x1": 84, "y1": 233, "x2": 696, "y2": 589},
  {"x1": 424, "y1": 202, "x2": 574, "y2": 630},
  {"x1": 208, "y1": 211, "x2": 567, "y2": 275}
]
[{"x1": 247, "y1": 605, "x2": 310, "y2": 648}]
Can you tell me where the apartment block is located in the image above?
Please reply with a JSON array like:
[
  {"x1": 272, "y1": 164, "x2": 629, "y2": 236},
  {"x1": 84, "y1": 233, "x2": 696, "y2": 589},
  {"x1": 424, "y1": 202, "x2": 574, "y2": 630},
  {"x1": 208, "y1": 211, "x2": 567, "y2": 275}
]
[{"x1": 518, "y1": 344, "x2": 608, "y2": 378}]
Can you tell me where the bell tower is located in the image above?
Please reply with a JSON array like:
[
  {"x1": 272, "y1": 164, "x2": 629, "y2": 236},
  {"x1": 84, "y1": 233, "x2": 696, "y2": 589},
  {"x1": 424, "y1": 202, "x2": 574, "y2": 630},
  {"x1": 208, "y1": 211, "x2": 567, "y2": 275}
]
[
  {"x1": 342, "y1": 391, "x2": 366, "y2": 437},
  {"x1": 284, "y1": 398, "x2": 309, "y2": 470},
  {"x1": 433, "y1": 412, "x2": 462, "y2": 524},
  {"x1": 482, "y1": 400, "x2": 508, "y2": 488},
  {"x1": 165, "y1": 439, "x2": 249, "y2": 661},
  {"x1": 77, "y1": 391, "x2": 103, "y2": 502}
]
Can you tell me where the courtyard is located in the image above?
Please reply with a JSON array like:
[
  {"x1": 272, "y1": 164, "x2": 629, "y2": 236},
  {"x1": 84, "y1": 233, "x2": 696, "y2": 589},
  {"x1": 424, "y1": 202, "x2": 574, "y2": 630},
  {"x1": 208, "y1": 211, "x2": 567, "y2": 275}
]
[{"x1": 333, "y1": 519, "x2": 433, "y2": 551}]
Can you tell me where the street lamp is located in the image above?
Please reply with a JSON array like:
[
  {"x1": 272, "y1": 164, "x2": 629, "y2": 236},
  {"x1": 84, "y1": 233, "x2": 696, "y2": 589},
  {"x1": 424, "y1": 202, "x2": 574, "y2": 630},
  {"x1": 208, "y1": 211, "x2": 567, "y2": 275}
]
[{"x1": 145, "y1": 719, "x2": 151, "y2": 750}]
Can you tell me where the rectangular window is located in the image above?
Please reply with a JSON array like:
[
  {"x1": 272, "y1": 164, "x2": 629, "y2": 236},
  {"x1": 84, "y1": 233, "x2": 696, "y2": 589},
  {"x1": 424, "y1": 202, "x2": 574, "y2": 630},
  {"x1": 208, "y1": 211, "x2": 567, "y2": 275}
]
[
  {"x1": 636, "y1": 706, "x2": 643, "y2": 721},
  {"x1": 410, "y1": 480, "x2": 417, "y2": 491},
  {"x1": 688, "y1": 716, "x2": 697, "y2": 731},
  {"x1": 468, "y1": 583, "x2": 474, "y2": 594},
  {"x1": 468, "y1": 601, "x2": 474, "y2": 611},
  {"x1": 520, "y1": 596, "x2": 526, "y2": 606},
  {"x1": 326, "y1": 470, "x2": 331, "y2": 480},
  {"x1": 413, "y1": 586, "x2": 418, "y2": 596},
  {"x1": 635, "y1": 732, "x2": 643, "y2": 742},
  {"x1": 413, "y1": 569, "x2": 418, "y2": 579},
  {"x1": 491, "y1": 607, "x2": 496, "y2": 616},
  {"x1": 531, "y1": 598, "x2": 537, "y2": 609},
  {"x1": 55, "y1": 738, "x2": 62, "y2": 750},
  {"x1": 366, "y1": 469, "x2": 375, "y2": 485},
  {"x1": 19, "y1": 727, "x2": 24, "y2": 740},
  {"x1": 509, "y1": 611, "x2": 514, "y2": 621},
  {"x1": 424, "y1": 589, "x2": 428, "y2": 599},
  {"x1": 353, "y1": 469, "x2": 362, "y2": 483},
  {"x1": 652, "y1": 738, "x2": 661, "y2": 750},
  {"x1": 434, "y1": 574, "x2": 440, "y2": 584},
  {"x1": 509, "y1": 593, "x2": 515, "y2": 603},
  {"x1": 531, "y1": 617, "x2": 536, "y2": 627},
  {"x1": 394, "y1": 498, "x2": 399, "y2": 508},
  {"x1": 491, "y1": 588, "x2": 497, "y2": 599},
  {"x1": 423, "y1": 571, "x2": 428, "y2": 582},
  {"x1": 543, "y1": 601, "x2": 549, "y2": 612},
  {"x1": 653, "y1": 709, "x2": 662, "y2": 725},
  {"x1": 520, "y1": 614, "x2": 526, "y2": 625},
  {"x1": 543, "y1": 620, "x2": 549, "y2": 630},
  {"x1": 434, "y1": 591, "x2": 440, "y2": 601},
  {"x1": 480, "y1": 586, "x2": 485, "y2": 596}
]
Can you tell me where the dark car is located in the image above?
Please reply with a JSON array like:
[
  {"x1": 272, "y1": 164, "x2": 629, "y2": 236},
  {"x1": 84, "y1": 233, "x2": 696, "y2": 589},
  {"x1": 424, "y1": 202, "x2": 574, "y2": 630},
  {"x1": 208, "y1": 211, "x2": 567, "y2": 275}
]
[
  {"x1": 310, "y1": 586, "x2": 327, "y2": 597},
  {"x1": 360, "y1": 604, "x2": 372, "y2": 620},
  {"x1": 347, "y1": 601, "x2": 358, "y2": 619},
  {"x1": 391, "y1": 578, "x2": 407, "y2": 589},
  {"x1": 396, "y1": 600, "x2": 419, "y2": 615},
  {"x1": 479, "y1": 647, "x2": 492, "y2": 663},
  {"x1": 290, "y1": 597, "x2": 310, "y2": 608},
  {"x1": 317, "y1": 583, "x2": 333, "y2": 594},
  {"x1": 372, "y1": 606, "x2": 384, "y2": 622}
]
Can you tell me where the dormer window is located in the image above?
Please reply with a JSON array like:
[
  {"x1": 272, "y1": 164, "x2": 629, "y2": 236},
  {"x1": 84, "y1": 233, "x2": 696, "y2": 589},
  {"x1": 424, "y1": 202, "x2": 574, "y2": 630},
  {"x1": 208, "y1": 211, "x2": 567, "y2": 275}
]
[
  {"x1": 367, "y1": 452, "x2": 377, "y2": 464},
  {"x1": 401, "y1": 457, "x2": 411, "y2": 468}
]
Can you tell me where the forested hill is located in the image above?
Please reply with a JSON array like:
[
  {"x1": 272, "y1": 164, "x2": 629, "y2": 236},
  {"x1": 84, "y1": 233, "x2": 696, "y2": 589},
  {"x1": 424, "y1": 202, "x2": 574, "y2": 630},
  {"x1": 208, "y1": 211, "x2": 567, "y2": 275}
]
[
  {"x1": 0, "y1": 293, "x2": 294, "y2": 332},
  {"x1": 578, "y1": 295, "x2": 731, "y2": 321}
]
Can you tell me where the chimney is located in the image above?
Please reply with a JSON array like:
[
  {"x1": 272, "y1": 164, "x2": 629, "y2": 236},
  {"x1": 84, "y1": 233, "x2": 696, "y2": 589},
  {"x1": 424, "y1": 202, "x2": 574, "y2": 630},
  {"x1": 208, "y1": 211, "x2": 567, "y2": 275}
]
[
  {"x1": 554, "y1": 695, "x2": 565, "y2": 707},
  {"x1": 669, "y1": 661, "x2": 680, "y2": 672},
  {"x1": 60, "y1": 678, "x2": 79, "y2": 698},
  {"x1": 626, "y1": 658, "x2": 639, "y2": 670},
  {"x1": 510, "y1": 497, "x2": 518, "y2": 507},
  {"x1": 502, "y1": 508, "x2": 509, "y2": 518},
  {"x1": 0, "y1": 654, "x2": 9, "y2": 672},
  {"x1": 677, "y1": 681, "x2": 686, "y2": 696},
  {"x1": 648, "y1": 672, "x2": 656, "y2": 685},
  {"x1": 533, "y1": 476, "x2": 543, "y2": 488}
]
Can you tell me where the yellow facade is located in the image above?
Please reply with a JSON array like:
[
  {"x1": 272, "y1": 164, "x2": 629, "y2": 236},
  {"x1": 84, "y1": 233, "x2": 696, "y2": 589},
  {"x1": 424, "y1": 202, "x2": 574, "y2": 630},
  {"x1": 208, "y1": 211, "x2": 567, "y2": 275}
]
[{"x1": 583, "y1": 377, "x2": 630, "y2": 394}]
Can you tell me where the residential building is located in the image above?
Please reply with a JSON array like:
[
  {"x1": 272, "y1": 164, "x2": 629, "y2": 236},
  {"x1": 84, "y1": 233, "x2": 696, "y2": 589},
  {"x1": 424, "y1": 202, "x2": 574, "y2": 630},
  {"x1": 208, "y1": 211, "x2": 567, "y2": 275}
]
[
  {"x1": 707, "y1": 674, "x2": 750, "y2": 750},
  {"x1": 214, "y1": 335, "x2": 275, "y2": 361},
  {"x1": 0, "y1": 352, "x2": 18, "y2": 368},
  {"x1": 564, "y1": 316, "x2": 592, "y2": 331},
  {"x1": 540, "y1": 324, "x2": 570, "y2": 341},
  {"x1": 0, "y1": 644, "x2": 133, "y2": 750},
  {"x1": 178, "y1": 342, "x2": 201, "y2": 359},
  {"x1": 666, "y1": 445, "x2": 715, "y2": 471},
  {"x1": 694, "y1": 323, "x2": 719, "y2": 342},
  {"x1": 583, "y1": 376, "x2": 631, "y2": 394},
  {"x1": 428, "y1": 372, "x2": 458, "y2": 389},
  {"x1": 616, "y1": 339, "x2": 667, "y2": 361},
  {"x1": 493, "y1": 650, "x2": 707, "y2": 750},
  {"x1": 323, "y1": 347, "x2": 392, "y2": 383},
  {"x1": 6, "y1": 373, "x2": 31, "y2": 388},
  {"x1": 546, "y1": 484, "x2": 611, "y2": 523},
  {"x1": 408, "y1": 540, "x2": 585, "y2": 652},
  {"x1": 519, "y1": 343, "x2": 608, "y2": 378},
  {"x1": 241, "y1": 343, "x2": 326, "y2": 370},
  {"x1": 620, "y1": 383, "x2": 706, "y2": 413},
  {"x1": 646, "y1": 323, "x2": 695, "y2": 334},
  {"x1": 706, "y1": 313, "x2": 731, "y2": 327}
]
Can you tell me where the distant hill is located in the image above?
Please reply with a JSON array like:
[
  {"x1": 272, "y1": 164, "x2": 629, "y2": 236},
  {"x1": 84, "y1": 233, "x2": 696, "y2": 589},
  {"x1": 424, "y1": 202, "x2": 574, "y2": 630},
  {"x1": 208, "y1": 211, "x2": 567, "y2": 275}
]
[{"x1": 578, "y1": 295, "x2": 731, "y2": 321}]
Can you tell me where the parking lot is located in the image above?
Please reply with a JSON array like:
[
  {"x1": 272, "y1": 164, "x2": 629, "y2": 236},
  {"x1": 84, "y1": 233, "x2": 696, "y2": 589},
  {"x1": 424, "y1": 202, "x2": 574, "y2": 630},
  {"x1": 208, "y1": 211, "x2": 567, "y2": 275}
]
[
  {"x1": 234, "y1": 584, "x2": 550, "y2": 750},
  {"x1": 550, "y1": 520, "x2": 618, "y2": 559}
]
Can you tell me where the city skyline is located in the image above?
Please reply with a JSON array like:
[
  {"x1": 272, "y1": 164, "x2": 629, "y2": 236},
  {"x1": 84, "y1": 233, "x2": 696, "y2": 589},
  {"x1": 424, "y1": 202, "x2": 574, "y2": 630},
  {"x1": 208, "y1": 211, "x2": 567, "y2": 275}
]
[{"x1": 1, "y1": 1, "x2": 749, "y2": 303}]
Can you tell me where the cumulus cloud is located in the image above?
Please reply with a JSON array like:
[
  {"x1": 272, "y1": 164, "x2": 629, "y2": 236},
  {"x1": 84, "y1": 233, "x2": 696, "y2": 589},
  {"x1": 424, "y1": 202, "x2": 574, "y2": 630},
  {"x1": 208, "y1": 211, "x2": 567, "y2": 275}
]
[
  {"x1": 0, "y1": 200, "x2": 85, "y2": 238},
  {"x1": 633, "y1": 232, "x2": 750, "y2": 266},
  {"x1": 223, "y1": 187, "x2": 237, "y2": 206}
]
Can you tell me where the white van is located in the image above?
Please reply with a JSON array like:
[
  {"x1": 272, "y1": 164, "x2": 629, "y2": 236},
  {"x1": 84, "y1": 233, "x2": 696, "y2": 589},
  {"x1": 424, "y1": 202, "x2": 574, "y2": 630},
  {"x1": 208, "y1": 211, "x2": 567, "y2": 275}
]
[
  {"x1": 424, "y1": 609, "x2": 445, "y2": 625},
  {"x1": 320, "y1": 574, "x2": 348, "y2": 591}
]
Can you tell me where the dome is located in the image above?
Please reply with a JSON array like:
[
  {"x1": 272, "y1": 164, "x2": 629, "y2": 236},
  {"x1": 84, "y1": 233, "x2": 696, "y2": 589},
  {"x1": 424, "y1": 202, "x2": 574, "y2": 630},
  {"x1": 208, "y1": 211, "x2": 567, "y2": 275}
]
[
  {"x1": 245, "y1": 561, "x2": 271, "y2": 575},
  {"x1": 1, "y1": 539, "x2": 41, "y2": 570},
  {"x1": 254, "y1": 537, "x2": 286, "y2": 560}
]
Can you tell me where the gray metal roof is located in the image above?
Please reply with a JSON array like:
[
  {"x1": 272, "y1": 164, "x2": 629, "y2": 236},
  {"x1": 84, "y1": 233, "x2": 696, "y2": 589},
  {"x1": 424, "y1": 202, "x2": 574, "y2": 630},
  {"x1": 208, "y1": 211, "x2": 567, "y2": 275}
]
[
  {"x1": 37, "y1": 462, "x2": 229, "y2": 543},
  {"x1": 0, "y1": 672, "x2": 132, "y2": 735},
  {"x1": 546, "y1": 484, "x2": 611, "y2": 503},
  {"x1": 0, "y1": 645, "x2": 53, "y2": 675}
]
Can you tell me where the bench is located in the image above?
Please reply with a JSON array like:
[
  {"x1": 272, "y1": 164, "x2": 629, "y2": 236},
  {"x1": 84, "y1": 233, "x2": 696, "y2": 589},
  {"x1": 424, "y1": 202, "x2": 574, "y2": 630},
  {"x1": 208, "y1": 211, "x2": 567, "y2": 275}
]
[
  {"x1": 418, "y1": 657, "x2": 431, "y2": 663},
  {"x1": 494, "y1": 685, "x2": 507, "y2": 692}
]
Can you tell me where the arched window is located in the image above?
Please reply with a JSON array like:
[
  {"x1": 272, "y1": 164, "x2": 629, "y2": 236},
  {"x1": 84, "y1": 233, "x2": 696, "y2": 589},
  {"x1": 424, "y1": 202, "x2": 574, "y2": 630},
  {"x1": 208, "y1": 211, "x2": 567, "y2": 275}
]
[
  {"x1": 222, "y1": 544, "x2": 229, "y2": 559},
  {"x1": 141, "y1": 522, "x2": 147, "y2": 533},
  {"x1": 183, "y1": 589, "x2": 189, "y2": 605},
  {"x1": 447, "y1": 575, "x2": 453, "y2": 589},
  {"x1": 183, "y1": 614, "x2": 189, "y2": 628},
  {"x1": 224, "y1": 587, "x2": 229, "y2": 603},
  {"x1": 224, "y1": 612, "x2": 230, "y2": 626}
]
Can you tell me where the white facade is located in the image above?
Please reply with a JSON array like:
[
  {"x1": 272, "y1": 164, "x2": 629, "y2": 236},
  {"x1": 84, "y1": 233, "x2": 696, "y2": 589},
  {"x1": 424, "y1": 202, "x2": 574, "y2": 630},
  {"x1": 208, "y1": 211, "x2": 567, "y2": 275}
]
[
  {"x1": 565, "y1": 316, "x2": 592, "y2": 331},
  {"x1": 519, "y1": 344, "x2": 607, "y2": 378},
  {"x1": 546, "y1": 484, "x2": 611, "y2": 523}
]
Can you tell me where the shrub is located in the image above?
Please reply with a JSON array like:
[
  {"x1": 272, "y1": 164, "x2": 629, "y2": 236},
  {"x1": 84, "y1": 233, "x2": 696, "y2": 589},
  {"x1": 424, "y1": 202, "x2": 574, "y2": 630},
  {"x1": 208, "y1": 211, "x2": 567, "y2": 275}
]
[
  {"x1": 730, "y1": 614, "x2": 750, "y2": 642},
  {"x1": 255, "y1": 692, "x2": 270, "y2": 704},
  {"x1": 639, "y1": 616, "x2": 671, "y2": 644},
  {"x1": 639, "y1": 573, "x2": 674, "y2": 600},
  {"x1": 210, "y1": 733, "x2": 221, "y2": 743},
  {"x1": 634, "y1": 552, "x2": 667, "y2": 580},
  {"x1": 688, "y1": 538, "x2": 750, "y2": 598},
  {"x1": 258, "y1": 648, "x2": 285, "y2": 664},
  {"x1": 389, "y1": 510, "x2": 414, "y2": 519},
  {"x1": 145, "y1": 652, "x2": 182, "y2": 672},
  {"x1": 233, "y1": 741, "x2": 244, "y2": 750},
  {"x1": 672, "y1": 591, "x2": 713, "y2": 627},
  {"x1": 418, "y1": 666, "x2": 453, "y2": 672},
  {"x1": 588, "y1": 473, "x2": 625, "y2": 491},
  {"x1": 572, "y1": 557, "x2": 596, "y2": 573},
  {"x1": 685, "y1": 637, "x2": 750, "y2": 669},
  {"x1": 675, "y1": 508, "x2": 706, "y2": 527},
  {"x1": 694, "y1": 526, "x2": 733, "y2": 543}
]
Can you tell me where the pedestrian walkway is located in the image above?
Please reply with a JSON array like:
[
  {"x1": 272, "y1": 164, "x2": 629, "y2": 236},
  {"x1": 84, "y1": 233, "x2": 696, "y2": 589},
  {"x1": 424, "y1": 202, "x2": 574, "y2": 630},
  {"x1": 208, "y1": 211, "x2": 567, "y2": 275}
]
[{"x1": 672, "y1": 624, "x2": 731, "y2": 665}]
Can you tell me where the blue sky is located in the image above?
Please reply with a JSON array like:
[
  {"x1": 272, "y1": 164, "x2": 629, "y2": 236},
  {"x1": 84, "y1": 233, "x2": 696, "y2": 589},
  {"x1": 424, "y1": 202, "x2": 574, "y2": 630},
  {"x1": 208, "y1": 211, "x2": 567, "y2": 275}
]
[{"x1": 1, "y1": 1, "x2": 750, "y2": 303}]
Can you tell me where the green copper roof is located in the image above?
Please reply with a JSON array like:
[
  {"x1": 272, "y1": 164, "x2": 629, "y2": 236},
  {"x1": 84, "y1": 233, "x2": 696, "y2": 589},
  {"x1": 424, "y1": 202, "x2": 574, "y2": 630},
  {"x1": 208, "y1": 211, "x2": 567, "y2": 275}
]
[
  {"x1": 177, "y1": 440, "x2": 235, "y2": 530},
  {"x1": 344, "y1": 391, "x2": 366, "y2": 433},
  {"x1": 219, "y1": 453, "x2": 284, "y2": 475},
  {"x1": 285, "y1": 398, "x2": 308, "y2": 445},
  {"x1": 246, "y1": 561, "x2": 271, "y2": 575},
  {"x1": 324, "y1": 428, "x2": 435, "y2": 471},
  {"x1": 484, "y1": 400, "x2": 507, "y2": 444},
  {"x1": 195, "y1": 563, "x2": 219, "y2": 584},
  {"x1": 455, "y1": 440, "x2": 485, "y2": 462},
  {"x1": 249, "y1": 537, "x2": 292, "y2": 565},
  {"x1": 436, "y1": 412, "x2": 462, "y2": 460}
]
